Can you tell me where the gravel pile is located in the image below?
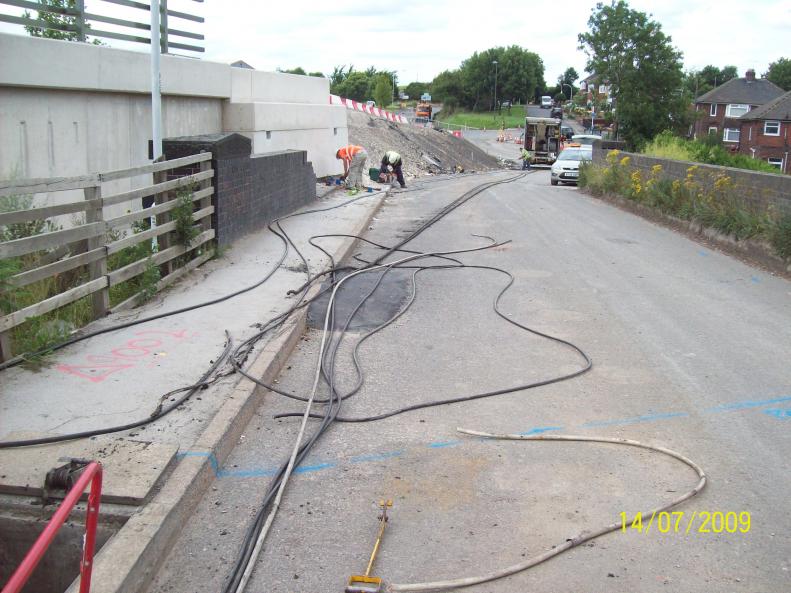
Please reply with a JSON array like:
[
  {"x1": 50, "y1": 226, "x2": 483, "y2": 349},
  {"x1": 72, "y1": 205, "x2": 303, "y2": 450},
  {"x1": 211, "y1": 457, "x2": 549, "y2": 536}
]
[{"x1": 346, "y1": 111, "x2": 501, "y2": 182}]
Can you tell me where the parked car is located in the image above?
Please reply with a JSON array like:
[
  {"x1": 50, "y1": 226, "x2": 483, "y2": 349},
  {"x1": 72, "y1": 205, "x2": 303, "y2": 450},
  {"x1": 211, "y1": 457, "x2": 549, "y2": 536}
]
[
  {"x1": 366, "y1": 100, "x2": 376, "y2": 108},
  {"x1": 551, "y1": 106, "x2": 563, "y2": 119},
  {"x1": 571, "y1": 134, "x2": 602, "y2": 146},
  {"x1": 550, "y1": 146, "x2": 591, "y2": 186},
  {"x1": 501, "y1": 100, "x2": 512, "y2": 109},
  {"x1": 561, "y1": 125, "x2": 574, "y2": 140}
]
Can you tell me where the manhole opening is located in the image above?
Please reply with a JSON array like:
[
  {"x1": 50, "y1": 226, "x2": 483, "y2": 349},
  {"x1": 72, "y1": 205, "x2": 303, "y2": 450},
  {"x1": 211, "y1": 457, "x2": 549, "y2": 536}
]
[{"x1": 1, "y1": 504, "x2": 124, "y2": 593}]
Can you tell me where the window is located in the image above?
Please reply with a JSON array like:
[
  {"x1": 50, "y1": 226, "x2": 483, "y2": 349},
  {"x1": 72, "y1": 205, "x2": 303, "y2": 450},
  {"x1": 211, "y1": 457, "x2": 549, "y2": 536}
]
[
  {"x1": 764, "y1": 121, "x2": 780, "y2": 136},
  {"x1": 708, "y1": 126, "x2": 718, "y2": 135},
  {"x1": 723, "y1": 128, "x2": 740, "y2": 142},
  {"x1": 726, "y1": 104, "x2": 750, "y2": 118},
  {"x1": 710, "y1": 103, "x2": 717, "y2": 116},
  {"x1": 767, "y1": 157, "x2": 783, "y2": 169}
]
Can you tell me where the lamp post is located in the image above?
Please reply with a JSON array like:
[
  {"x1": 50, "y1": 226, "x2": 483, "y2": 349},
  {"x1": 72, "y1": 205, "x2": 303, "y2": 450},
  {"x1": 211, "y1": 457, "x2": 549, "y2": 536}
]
[
  {"x1": 492, "y1": 60, "x2": 498, "y2": 112},
  {"x1": 561, "y1": 83, "x2": 573, "y2": 101}
]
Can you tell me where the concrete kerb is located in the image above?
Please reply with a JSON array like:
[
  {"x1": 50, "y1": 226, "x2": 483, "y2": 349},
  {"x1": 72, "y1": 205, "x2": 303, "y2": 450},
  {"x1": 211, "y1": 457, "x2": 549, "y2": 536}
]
[{"x1": 70, "y1": 188, "x2": 389, "y2": 593}]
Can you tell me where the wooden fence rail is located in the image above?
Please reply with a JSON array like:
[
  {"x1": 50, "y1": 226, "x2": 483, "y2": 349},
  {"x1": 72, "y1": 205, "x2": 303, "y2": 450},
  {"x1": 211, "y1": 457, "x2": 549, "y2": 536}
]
[{"x1": 0, "y1": 152, "x2": 214, "y2": 361}]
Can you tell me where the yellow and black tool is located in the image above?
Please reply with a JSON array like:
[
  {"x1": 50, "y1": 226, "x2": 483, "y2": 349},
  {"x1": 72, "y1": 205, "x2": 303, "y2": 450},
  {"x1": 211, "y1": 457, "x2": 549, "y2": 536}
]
[{"x1": 345, "y1": 500, "x2": 393, "y2": 593}]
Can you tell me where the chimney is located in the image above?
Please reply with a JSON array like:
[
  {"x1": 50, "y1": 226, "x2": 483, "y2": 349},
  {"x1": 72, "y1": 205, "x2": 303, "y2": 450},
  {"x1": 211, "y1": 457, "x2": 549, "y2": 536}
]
[{"x1": 746, "y1": 69, "x2": 756, "y2": 81}]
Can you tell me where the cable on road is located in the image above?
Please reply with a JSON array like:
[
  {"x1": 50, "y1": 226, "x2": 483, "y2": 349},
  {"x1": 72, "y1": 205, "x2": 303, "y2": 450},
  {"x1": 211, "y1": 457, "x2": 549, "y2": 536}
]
[
  {"x1": 0, "y1": 333, "x2": 233, "y2": 449},
  {"x1": 386, "y1": 429, "x2": 707, "y2": 592}
]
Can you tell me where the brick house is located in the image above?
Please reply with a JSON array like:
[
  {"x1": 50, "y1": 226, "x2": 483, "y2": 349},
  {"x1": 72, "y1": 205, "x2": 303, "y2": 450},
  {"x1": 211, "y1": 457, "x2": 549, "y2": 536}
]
[
  {"x1": 579, "y1": 73, "x2": 611, "y2": 101},
  {"x1": 693, "y1": 69, "x2": 784, "y2": 143},
  {"x1": 737, "y1": 90, "x2": 791, "y2": 174}
]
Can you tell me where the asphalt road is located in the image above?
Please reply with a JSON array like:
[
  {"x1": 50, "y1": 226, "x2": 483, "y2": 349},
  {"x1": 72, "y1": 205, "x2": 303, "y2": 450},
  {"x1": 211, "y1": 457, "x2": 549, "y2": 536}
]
[{"x1": 147, "y1": 171, "x2": 791, "y2": 593}]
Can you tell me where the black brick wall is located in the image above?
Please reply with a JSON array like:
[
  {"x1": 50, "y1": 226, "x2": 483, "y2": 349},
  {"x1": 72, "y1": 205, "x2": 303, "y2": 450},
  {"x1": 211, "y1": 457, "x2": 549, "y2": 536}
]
[{"x1": 161, "y1": 134, "x2": 316, "y2": 247}]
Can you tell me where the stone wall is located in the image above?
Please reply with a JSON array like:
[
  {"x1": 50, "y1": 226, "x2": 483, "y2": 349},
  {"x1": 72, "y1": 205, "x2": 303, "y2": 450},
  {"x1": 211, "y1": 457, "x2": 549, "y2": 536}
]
[{"x1": 592, "y1": 144, "x2": 791, "y2": 216}]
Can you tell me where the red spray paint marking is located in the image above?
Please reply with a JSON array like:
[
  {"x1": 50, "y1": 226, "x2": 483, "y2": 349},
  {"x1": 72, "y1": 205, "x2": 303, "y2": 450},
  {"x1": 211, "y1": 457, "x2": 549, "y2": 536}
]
[{"x1": 56, "y1": 329, "x2": 189, "y2": 383}]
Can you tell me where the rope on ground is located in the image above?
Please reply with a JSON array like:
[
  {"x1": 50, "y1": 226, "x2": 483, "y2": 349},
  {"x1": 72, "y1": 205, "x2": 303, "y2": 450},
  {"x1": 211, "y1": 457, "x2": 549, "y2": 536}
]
[{"x1": 386, "y1": 429, "x2": 707, "y2": 592}]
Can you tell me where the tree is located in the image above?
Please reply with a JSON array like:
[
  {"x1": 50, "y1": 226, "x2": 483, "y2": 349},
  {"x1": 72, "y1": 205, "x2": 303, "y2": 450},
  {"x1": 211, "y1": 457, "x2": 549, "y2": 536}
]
[
  {"x1": 278, "y1": 67, "x2": 306, "y2": 75},
  {"x1": 557, "y1": 67, "x2": 579, "y2": 99},
  {"x1": 404, "y1": 82, "x2": 429, "y2": 100},
  {"x1": 578, "y1": 0, "x2": 688, "y2": 147},
  {"x1": 685, "y1": 64, "x2": 738, "y2": 97},
  {"x1": 430, "y1": 69, "x2": 464, "y2": 106},
  {"x1": 308, "y1": 72, "x2": 325, "y2": 78},
  {"x1": 373, "y1": 75, "x2": 392, "y2": 108},
  {"x1": 444, "y1": 46, "x2": 544, "y2": 112},
  {"x1": 23, "y1": 0, "x2": 99, "y2": 43},
  {"x1": 766, "y1": 58, "x2": 791, "y2": 91}
]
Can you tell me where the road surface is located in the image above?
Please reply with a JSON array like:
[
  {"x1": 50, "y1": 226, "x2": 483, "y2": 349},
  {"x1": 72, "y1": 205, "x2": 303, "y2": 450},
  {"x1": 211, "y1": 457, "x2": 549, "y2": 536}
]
[{"x1": 147, "y1": 170, "x2": 791, "y2": 593}]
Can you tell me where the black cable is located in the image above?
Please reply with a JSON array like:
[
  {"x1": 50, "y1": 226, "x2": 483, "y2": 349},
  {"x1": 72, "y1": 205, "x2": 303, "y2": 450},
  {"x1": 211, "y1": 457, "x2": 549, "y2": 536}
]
[
  {"x1": 222, "y1": 174, "x2": 529, "y2": 593},
  {"x1": 0, "y1": 190, "x2": 377, "y2": 372},
  {"x1": 0, "y1": 334, "x2": 233, "y2": 449},
  {"x1": 272, "y1": 261, "x2": 591, "y2": 423}
]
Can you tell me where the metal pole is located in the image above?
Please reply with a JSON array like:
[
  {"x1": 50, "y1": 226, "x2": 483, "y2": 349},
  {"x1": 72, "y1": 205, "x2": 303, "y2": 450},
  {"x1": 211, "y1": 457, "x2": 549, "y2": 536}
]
[
  {"x1": 493, "y1": 61, "x2": 498, "y2": 112},
  {"x1": 160, "y1": 0, "x2": 168, "y2": 54},
  {"x1": 150, "y1": 0, "x2": 162, "y2": 160},
  {"x1": 76, "y1": 0, "x2": 85, "y2": 42}
]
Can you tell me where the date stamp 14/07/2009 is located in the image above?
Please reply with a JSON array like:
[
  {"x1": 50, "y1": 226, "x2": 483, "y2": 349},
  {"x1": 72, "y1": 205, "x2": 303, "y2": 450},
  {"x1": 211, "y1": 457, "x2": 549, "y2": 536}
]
[{"x1": 621, "y1": 511, "x2": 751, "y2": 535}]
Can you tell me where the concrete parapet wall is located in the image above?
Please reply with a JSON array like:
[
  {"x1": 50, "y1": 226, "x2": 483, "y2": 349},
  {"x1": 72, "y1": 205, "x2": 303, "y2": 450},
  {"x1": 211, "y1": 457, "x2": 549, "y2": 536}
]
[
  {"x1": 0, "y1": 32, "x2": 346, "y2": 183},
  {"x1": 592, "y1": 146, "x2": 791, "y2": 216}
]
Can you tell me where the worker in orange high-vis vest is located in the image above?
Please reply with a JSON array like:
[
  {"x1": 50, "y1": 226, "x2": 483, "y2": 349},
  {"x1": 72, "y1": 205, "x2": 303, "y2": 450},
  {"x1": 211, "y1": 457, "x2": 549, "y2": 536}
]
[{"x1": 336, "y1": 144, "x2": 368, "y2": 189}]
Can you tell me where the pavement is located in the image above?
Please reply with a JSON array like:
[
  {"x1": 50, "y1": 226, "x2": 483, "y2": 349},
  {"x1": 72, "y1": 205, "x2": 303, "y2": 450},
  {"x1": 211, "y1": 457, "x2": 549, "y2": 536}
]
[
  {"x1": 143, "y1": 169, "x2": 791, "y2": 593},
  {"x1": 0, "y1": 182, "x2": 389, "y2": 592}
]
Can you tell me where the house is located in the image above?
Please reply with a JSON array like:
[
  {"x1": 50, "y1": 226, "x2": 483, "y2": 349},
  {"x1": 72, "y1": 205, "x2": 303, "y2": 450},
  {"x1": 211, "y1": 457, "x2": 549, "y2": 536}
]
[
  {"x1": 230, "y1": 60, "x2": 255, "y2": 69},
  {"x1": 579, "y1": 73, "x2": 611, "y2": 101},
  {"x1": 738, "y1": 90, "x2": 791, "y2": 173},
  {"x1": 693, "y1": 69, "x2": 784, "y2": 143}
]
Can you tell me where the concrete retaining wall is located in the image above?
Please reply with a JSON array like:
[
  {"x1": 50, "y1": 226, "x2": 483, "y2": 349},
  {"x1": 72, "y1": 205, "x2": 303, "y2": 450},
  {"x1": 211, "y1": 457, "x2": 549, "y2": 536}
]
[
  {"x1": 592, "y1": 145, "x2": 791, "y2": 216},
  {"x1": 0, "y1": 33, "x2": 347, "y2": 188}
]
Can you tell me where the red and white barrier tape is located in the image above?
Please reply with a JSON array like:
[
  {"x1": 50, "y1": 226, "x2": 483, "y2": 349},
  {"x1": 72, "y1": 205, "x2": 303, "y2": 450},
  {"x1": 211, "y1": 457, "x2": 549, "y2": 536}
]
[{"x1": 330, "y1": 94, "x2": 409, "y2": 124}]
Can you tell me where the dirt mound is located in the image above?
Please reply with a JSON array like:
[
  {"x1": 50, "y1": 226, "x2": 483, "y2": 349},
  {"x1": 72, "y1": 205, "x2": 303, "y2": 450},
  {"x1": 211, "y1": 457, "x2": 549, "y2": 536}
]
[{"x1": 346, "y1": 111, "x2": 501, "y2": 182}]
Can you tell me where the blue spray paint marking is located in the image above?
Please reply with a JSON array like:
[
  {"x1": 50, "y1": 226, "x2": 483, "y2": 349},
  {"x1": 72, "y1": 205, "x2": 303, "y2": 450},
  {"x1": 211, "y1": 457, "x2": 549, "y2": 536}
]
[
  {"x1": 517, "y1": 426, "x2": 564, "y2": 436},
  {"x1": 582, "y1": 411, "x2": 688, "y2": 428},
  {"x1": 705, "y1": 395, "x2": 791, "y2": 413},
  {"x1": 698, "y1": 250, "x2": 708, "y2": 257},
  {"x1": 217, "y1": 467, "x2": 277, "y2": 479},
  {"x1": 751, "y1": 276, "x2": 761, "y2": 284},
  {"x1": 177, "y1": 450, "x2": 219, "y2": 474},
  {"x1": 427, "y1": 440, "x2": 462, "y2": 448},
  {"x1": 350, "y1": 451, "x2": 404, "y2": 463},
  {"x1": 762, "y1": 408, "x2": 791, "y2": 419},
  {"x1": 180, "y1": 393, "x2": 791, "y2": 480}
]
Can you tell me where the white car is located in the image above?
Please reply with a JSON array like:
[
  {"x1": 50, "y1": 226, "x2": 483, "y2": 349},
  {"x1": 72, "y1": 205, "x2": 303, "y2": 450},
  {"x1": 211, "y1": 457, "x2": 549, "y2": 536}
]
[
  {"x1": 571, "y1": 134, "x2": 602, "y2": 146},
  {"x1": 540, "y1": 96, "x2": 553, "y2": 109},
  {"x1": 550, "y1": 147, "x2": 591, "y2": 185}
]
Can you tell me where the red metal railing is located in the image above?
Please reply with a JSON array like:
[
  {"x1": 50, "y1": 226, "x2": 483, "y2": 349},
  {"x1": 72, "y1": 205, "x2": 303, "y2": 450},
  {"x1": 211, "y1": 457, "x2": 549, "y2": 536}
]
[{"x1": 2, "y1": 461, "x2": 103, "y2": 593}]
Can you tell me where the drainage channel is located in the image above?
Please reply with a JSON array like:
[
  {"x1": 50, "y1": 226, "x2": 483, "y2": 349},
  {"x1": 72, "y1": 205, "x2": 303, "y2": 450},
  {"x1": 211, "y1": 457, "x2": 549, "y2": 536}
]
[{"x1": 0, "y1": 436, "x2": 179, "y2": 592}]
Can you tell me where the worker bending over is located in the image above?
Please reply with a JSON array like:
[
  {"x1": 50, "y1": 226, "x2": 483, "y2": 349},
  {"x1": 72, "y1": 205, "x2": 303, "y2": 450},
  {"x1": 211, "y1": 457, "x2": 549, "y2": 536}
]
[
  {"x1": 380, "y1": 150, "x2": 406, "y2": 188},
  {"x1": 336, "y1": 144, "x2": 368, "y2": 189}
]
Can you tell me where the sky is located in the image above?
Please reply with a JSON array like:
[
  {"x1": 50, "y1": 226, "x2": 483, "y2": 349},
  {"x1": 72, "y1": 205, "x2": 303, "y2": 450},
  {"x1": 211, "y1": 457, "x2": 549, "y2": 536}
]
[{"x1": 2, "y1": 0, "x2": 790, "y2": 85}]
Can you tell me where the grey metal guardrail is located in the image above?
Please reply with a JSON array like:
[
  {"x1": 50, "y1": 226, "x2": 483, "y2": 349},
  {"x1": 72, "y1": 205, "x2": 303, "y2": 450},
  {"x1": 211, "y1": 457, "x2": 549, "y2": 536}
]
[{"x1": 0, "y1": 0, "x2": 204, "y2": 53}]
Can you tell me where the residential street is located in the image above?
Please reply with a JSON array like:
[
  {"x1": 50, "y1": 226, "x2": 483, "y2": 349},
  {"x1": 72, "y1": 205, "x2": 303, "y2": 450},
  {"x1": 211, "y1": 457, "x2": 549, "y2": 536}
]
[{"x1": 147, "y1": 170, "x2": 791, "y2": 593}]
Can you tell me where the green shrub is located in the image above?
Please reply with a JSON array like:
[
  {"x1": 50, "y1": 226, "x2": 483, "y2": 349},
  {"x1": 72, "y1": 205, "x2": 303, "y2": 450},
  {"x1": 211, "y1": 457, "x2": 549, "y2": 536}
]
[
  {"x1": 643, "y1": 131, "x2": 780, "y2": 174},
  {"x1": 769, "y1": 214, "x2": 791, "y2": 259}
]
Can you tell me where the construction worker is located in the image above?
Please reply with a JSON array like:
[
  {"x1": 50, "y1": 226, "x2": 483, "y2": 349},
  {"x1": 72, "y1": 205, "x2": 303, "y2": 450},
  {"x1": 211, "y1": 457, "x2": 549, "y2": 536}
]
[
  {"x1": 380, "y1": 150, "x2": 406, "y2": 188},
  {"x1": 520, "y1": 147, "x2": 532, "y2": 170},
  {"x1": 336, "y1": 144, "x2": 368, "y2": 189}
]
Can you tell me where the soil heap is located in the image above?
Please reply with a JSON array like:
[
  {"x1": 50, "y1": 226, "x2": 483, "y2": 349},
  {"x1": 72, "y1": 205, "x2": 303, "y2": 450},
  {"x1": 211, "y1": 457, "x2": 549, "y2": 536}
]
[{"x1": 346, "y1": 111, "x2": 501, "y2": 182}]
